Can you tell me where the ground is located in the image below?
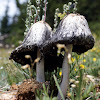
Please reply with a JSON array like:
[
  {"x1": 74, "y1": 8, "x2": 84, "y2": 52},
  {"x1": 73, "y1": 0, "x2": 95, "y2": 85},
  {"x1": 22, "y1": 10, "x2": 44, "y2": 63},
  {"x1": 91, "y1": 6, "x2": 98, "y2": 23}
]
[{"x1": 0, "y1": 78, "x2": 49, "y2": 100}]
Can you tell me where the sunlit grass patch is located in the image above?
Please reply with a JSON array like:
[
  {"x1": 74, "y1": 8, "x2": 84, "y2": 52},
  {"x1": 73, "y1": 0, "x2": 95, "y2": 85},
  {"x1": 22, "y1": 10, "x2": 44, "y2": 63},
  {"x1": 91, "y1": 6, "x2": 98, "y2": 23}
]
[{"x1": 0, "y1": 48, "x2": 29, "y2": 90}]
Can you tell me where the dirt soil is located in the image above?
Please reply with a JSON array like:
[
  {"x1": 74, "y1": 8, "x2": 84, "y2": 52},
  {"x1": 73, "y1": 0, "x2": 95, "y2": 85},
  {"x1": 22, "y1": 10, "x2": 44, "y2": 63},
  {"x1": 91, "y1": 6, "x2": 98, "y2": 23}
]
[
  {"x1": 16, "y1": 79, "x2": 49, "y2": 100},
  {"x1": 0, "y1": 79, "x2": 49, "y2": 100}
]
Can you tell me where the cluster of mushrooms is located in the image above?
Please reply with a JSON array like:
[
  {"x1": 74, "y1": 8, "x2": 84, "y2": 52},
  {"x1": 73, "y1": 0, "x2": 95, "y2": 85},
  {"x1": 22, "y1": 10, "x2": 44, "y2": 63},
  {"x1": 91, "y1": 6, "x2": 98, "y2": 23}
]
[{"x1": 10, "y1": 13, "x2": 94, "y2": 100}]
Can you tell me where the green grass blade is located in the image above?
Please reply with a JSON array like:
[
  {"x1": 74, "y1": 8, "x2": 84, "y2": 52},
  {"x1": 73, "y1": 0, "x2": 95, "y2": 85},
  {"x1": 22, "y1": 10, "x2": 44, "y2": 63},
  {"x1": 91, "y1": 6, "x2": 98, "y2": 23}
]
[{"x1": 53, "y1": 74, "x2": 65, "y2": 100}]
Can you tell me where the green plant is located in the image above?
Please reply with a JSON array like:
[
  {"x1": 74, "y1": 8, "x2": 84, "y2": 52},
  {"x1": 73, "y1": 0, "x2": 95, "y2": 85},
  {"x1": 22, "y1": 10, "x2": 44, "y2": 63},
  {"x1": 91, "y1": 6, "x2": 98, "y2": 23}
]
[{"x1": 36, "y1": 84, "x2": 57, "y2": 100}]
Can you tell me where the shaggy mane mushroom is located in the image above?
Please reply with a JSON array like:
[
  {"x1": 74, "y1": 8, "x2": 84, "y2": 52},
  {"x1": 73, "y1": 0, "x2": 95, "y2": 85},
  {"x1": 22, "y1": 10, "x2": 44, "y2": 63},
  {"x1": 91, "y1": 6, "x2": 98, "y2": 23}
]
[
  {"x1": 10, "y1": 21, "x2": 52, "y2": 82},
  {"x1": 56, "y1": 13, "x2": 94, "y2": 100},
  {"x1": 42, "y1": 13, "x2": 94, "y2": 100}
]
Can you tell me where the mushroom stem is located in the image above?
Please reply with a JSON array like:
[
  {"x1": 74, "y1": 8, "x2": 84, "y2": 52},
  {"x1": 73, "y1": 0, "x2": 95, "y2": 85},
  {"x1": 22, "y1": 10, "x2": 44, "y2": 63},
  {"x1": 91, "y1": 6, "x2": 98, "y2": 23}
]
[
  {"x1": 58, "y1": 44, "x2": 73, "y2": 100},
  {"x1": 36, "y1": 50, "x2": 45, "y2": 82}
]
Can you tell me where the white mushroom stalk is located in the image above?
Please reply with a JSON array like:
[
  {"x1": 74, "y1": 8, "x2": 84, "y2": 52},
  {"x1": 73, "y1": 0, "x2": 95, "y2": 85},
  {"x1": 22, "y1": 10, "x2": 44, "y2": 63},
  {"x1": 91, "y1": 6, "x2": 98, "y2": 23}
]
[
  {"x1": 36, "y1": 50, "x2": 45, "y2": 82},
  {"x1": 57, "y1": 44, "x2": 73, "y2": 100}
]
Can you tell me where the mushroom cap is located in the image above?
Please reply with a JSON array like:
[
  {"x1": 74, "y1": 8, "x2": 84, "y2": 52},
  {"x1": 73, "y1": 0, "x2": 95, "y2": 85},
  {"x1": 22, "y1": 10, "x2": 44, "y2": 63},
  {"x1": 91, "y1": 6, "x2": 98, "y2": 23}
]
[
  {"x1": 49, "y1": 13, "x2": 94, "y2": 54},
  {"x1": 9, "y1": 21, "x2": 52, "y2": 65}
]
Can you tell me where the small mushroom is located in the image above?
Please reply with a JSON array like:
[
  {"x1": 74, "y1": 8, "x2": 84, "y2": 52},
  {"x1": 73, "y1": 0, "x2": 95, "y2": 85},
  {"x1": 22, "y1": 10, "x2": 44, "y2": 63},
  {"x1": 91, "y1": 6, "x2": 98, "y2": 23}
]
[
  {"x1": 42, "y1": 13, "x2": 95, "y2": 99},
  {"x1": 9, "y1": 21, "x2": 52, "y2": 82}
]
